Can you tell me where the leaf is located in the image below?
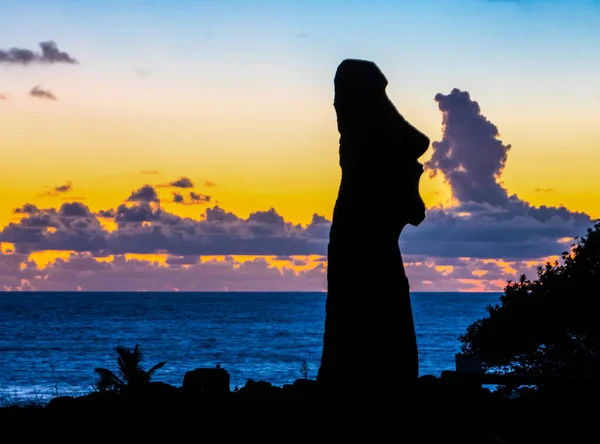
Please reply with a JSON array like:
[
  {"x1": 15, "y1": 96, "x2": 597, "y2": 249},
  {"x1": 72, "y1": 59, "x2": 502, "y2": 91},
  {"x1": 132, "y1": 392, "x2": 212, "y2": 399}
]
[
  {"x1": 94, "y1": 367, "x2": 123, "y2": 391},
  {"x1": 147, "y1": 361, "x2": 167, "y2": 379}
]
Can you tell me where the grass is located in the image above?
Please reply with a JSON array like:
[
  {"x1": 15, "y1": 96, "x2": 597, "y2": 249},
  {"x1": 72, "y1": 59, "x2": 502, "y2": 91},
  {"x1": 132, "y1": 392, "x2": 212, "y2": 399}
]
[
  {"x1": 1, "y1": 393, "x2": 48, "y2": 409},
  {"x1": 1, "y1": 382, "x2": 96, "y2": 409}
]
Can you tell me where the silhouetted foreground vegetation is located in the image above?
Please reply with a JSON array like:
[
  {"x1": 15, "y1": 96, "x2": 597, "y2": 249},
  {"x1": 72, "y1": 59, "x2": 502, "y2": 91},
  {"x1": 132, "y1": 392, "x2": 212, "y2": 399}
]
[
  {"x1": 460, "y1": 221, "x2": 600, "y2": 393},
  {"x1": 0, "y1": 344, "x2": 597, "y2": 442}
]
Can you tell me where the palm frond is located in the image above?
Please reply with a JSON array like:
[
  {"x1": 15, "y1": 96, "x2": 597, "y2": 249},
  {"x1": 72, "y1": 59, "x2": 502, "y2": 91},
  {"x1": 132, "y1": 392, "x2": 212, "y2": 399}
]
[
  {"x1": 94, "y1": 367, "x2": 124, "y2": 391},
  {"x1": 115, "y1": 344, "x2": 143, "y2": 383},
  {"x1": 147, "y1": 361, "x2": 167, "y2": 379}
]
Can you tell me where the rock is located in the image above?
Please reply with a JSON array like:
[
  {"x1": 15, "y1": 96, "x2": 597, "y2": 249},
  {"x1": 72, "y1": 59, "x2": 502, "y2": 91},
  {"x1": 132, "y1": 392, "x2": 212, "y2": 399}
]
[{"x1": 182, "y1": 366, "x2": 230, "y2": 396}]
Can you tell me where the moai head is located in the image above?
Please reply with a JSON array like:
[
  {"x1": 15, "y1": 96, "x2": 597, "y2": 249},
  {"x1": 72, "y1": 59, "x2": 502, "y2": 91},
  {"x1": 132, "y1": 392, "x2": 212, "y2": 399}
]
[{"x1": 333, "y1": 59, "x2": 430, "y2": 228}]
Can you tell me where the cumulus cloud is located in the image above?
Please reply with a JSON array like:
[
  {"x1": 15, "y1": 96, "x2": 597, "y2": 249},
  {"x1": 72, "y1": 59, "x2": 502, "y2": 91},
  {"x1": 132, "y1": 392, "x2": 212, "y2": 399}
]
[
  {"x1": 161, "y1": 177, "x2": 194, "y2": 189},
  {"x1": 0, "y1": 88, "x2": 595, "y2": 291},
  {"x1": 96, "y1": 209, "x2": 116, "y2": 218},
  {"x1": 0, "y1": 41, "x2": 78, "y2": 65},
  {"x1": 406, "y1": 88, "x2": 594, "y2": 260},
  {"x1": 2, "y1": 85, "x2": 594, "y2": 262},
  {"x1": 1, "y1": 202, "x2": 106, "y2": 254},
  {"x1": 126, "y1": 185, "x2": 160, "y2": 203},
  {"x1": 30, "y1": 85, "x2": 57, "y2": 100},
  {"x1": 14, "y1": 204, "x2": 40, "y2": 214},
  {"x1": 0, "y1": 197, "x2": 331, "y2": 256}
]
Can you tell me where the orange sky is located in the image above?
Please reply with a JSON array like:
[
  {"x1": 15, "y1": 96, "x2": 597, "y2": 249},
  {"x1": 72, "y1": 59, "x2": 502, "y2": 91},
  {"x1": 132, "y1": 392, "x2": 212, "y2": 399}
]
[{"x1": 2, "y1": 0, "x2": 599, "y2": 292}]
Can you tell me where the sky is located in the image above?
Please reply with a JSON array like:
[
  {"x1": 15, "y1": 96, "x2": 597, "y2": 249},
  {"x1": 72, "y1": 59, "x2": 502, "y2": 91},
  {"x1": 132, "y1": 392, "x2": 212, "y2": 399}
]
[{"x1": 1, "y1": 0, "x2": 599, "y2": 292}]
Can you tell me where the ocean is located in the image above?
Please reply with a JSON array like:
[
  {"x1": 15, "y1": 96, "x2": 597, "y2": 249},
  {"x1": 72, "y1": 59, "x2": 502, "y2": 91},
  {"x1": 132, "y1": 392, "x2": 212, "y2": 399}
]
[{"x1": 0, "y1": 291, "x2": 501, "y2": 404}]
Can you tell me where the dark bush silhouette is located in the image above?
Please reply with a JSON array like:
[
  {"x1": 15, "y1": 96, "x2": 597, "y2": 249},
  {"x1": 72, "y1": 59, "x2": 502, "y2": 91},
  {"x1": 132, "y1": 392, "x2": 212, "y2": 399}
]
[
  {"x1": 94, "y1": 344, "x2": 166, "y2": 392},
  {"x1": 460, "y1": 220, "x2": 600, "y2": 389}
]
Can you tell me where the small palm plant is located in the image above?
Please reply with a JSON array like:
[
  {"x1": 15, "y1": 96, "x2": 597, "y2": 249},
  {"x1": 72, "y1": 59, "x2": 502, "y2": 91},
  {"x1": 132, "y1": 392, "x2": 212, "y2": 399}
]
[{"x1": 94, "y1": 344, "x2": 166, "y2": 393}]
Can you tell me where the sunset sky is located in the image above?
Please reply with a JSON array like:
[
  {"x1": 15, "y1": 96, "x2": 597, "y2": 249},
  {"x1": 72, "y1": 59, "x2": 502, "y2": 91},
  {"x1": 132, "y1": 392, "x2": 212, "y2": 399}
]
[{"x1": 1, "y1": 0, "x2": 599, "y2": 292}]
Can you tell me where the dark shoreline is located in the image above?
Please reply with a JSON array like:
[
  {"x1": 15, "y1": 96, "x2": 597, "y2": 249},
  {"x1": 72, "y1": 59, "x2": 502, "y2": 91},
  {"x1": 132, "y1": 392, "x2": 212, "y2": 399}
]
[{"x1": 0, "y1": 374, "x2": 593, "y2": 443}]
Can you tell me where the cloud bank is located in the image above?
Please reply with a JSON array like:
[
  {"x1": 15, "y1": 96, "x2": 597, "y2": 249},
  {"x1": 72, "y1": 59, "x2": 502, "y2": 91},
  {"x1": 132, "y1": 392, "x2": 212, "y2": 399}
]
[{"x1": 0, "y1": 88, "x2": 595, "y2": 291}]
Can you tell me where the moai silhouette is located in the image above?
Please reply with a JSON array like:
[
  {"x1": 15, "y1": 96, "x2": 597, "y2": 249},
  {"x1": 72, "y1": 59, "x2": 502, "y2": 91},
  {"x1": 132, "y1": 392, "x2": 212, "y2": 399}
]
[{"x1": 317, "y1": 59, "x2": 430, "y2": 397}]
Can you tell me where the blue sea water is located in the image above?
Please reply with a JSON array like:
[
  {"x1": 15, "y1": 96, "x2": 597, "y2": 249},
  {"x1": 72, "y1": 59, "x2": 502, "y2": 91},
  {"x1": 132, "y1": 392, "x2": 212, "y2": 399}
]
[{"x1": 0, "y1": 291, "x2": 501, "y2": 404}]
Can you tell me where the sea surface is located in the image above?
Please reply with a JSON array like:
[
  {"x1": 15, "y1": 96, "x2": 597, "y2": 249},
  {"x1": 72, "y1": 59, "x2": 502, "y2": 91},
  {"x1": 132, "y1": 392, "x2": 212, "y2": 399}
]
[{"x1": 0, "y1": 291, "x2": 501, "y2": 404}]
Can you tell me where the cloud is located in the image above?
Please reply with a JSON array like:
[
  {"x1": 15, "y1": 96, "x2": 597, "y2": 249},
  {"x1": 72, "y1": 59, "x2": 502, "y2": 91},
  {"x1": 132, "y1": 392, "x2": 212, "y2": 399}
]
[
  {"x1": 190, "y1": 192, "x2": 210, "y2": 203},
  {"x1": 126, "y1": 185, "x2": 160, "y2": 203},
  {"x1": 0, "y1": 197, "x2": 332, "y2": 256},
  {"x1": 534, "y1": 188, "x2": 554, "y2": 193},
  {"x1": 408, "y1": 88, "x2": 594, "y2": 260},
  {"x1": 30, "y1": 85, "x2": 57, "y2": 100},
  {"x1": 140, "y1": 170, "x2": 160, "y2": 175},
  {"x1": 204, "y1": 180, "x2": 216, "y2": 188},
  {"x1": 0, "y1": 250, "x2": 328, "y2": 292},
  {"x1": 0, "y1": 93, "x2": 7, "y2": 101},
  {"x1": 161, "y1": 177, "x2": 194, "y2": 189},
  {"x1": 96, "y1": 209, "x2": 116, "y2": 218},
  {"x1": 425, "y1": 88, "x2": 511, "y2": 207},
  {"x1": 0, "y1": 41, "x2": 78, "y2": 65},
  {"x1": 0, "y1": 245, "x2": 552, "y2": 292},
  {"x1": 173, "y1": 192, "x2": 211, "y2": 205},
  {"x1": 0, "y1": 87, "x2": 596, "y2": 291},
  {"x1": 14, "y1": 204, "x2": 40, "y2": 214},
  {"x1": 41, "y1": 181, "x2": 72, "y2": 196},
  {"x1": 296, "y1": 32, "x2": 309, "y2": 39}
]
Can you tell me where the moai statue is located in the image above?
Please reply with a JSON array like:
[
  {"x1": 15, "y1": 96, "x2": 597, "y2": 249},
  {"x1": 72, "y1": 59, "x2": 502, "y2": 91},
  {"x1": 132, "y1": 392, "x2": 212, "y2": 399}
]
[{"x1": 317, "y1": 59, "x2": 430, "y2": 397}]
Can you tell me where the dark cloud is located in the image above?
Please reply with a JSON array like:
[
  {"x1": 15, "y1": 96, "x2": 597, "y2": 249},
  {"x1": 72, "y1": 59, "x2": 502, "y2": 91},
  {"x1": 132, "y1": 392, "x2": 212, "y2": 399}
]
[
  {"x1": 114, "y1": 202, "x2": 162, "y2": 224},
  {"x1": 14, "y1": 204, "x2": 40, "y2": 214},
  {"x1": 126, "y1": 185, "x2": 160, "y2": 203},
  {"x1": 425, "y1": 88, "x2": 510, "y2": 207},
  {"x1": 189, "y1": 192, "x2": 210, "y2": 204},
  {"x1": 0, "y1": 245, "x2": 546, "y2": 292},
  {"x1": 161, "y1": 177, "x2": 194, "y2": 189},
  {"x1": 0, "y1": 41, "x2": 78, "y2": 65},
  {"x1": 30, "y1": 85, "x2": 57, "y2": 100},
  {"x1": 1, "y1": 198, "x2": 331, "y2": 256},
  {"x1": 173, "y1": 193, "x2": 185, "y2": 204},
  {"x1": 0, "y1": 88, "x2": 594, "y2": 268},
  {"x1": 96, "y1": 209, "x2": 116, "y2": 218},
  {"x1": 165, "y1": 255, "x2": 199, "y2": 266},
  {"x1": 172, "y1": 192, "x2": 210, "y2": 205},
  {"x1": 1, "y1": 202, "x2": 106, "y2": 254},
  {"x1": 0, "y1": 251, "x2": 327, "y2": 292},
  {"x1": 41, "y1": 181, "x2": 72, "y2": 196},
  {"x1": 404, "y1": 88, "x2": 594, "y2": 259},
  {"x1": 60, "y1": 202, "x2": 89, "y2": 217}
]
